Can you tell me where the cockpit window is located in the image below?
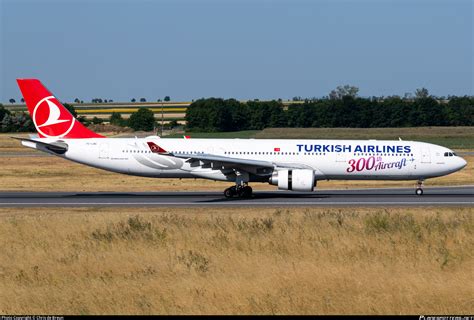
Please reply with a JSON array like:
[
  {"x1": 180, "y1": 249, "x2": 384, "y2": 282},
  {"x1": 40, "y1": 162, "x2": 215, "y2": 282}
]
[
  {"x1": 452, "y1": 152, "x2": 457, "y2": 156},
  {"x1": 444, "y1": 152, "x2": 455, "y2": 157},
  {"x1": 444, "y1": 152, "x2": 449, "y2": 157}
]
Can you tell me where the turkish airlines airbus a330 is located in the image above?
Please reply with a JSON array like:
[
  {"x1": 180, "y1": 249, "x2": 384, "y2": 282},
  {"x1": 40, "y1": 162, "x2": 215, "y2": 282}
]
[{"x1": 14, "y1": 79, "x2": 467, "y2": 197}]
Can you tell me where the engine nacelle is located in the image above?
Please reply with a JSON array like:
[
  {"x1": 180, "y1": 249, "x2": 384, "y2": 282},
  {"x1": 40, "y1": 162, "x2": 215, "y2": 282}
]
[{"x1": 269, "y1": 169, "x2": 316, "y2": 192}]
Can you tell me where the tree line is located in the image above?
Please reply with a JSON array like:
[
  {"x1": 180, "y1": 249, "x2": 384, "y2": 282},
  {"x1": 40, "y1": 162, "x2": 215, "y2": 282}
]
[
  {"x1": 0, "y1": 105, "x2": 34, "y2": 132},
  {"x1": 1, "y1": 89, "x2": 473, "y2": 133},
  {"x1": 185, "y1": 95, "x2": 473, "y2": 131},
  {"x1": 0, "y1": 103, "x2": 84, "y2": 133}
]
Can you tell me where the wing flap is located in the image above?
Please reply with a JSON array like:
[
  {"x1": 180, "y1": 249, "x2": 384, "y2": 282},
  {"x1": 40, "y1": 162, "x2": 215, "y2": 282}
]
[{"x1": 176, "y1": 153, "x2": 273, "y2": 168}]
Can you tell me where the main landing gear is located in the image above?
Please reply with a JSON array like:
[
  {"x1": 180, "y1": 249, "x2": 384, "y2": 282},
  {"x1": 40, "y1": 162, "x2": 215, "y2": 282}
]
[
  {"x1": 415, "y1": 180, "x2": 424, "y2": 196},
  {"x1": 224, "y1": 171, "x2": 252, "y2": 199},
  {"x1": 224, "y1": 185, "x2": 253, "y2": 199}
]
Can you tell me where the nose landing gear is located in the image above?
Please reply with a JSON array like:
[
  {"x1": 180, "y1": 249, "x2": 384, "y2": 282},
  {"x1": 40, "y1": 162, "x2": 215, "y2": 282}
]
[{"x1": 415, "y1": 180, "x2": 424, "y2": 196}]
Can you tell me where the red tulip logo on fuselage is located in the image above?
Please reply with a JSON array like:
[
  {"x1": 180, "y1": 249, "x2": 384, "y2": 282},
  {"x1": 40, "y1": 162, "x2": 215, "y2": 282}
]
[{"x1": 33, "y1": 96, "x2": 74, "y2": 138}]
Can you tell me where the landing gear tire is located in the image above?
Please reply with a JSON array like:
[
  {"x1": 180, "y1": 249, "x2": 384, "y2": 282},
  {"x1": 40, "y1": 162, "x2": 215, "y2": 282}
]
[
  {"x1": 239, "y1": 186, "x2": 253, "y2": 198},
  {"x1": 415, "y1": 188, "x2": 423, "y2": 196},
  {"x1": 224, "y1": 186, "x2": 236, "y2": 198},
  {"x1": 224, "y1": 185, "x2": 252, "y2": 198}
]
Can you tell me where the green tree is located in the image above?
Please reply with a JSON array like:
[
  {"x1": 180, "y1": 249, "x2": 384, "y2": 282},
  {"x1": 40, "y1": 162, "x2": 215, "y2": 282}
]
[
  {"x1": 412, "y1": 97, "x2": 445, "y2": 126},
  {"x1": 131, "y1": 98, "x2": 136, "y2": 103},
  {"x1": 164, "y1": 96, "x2": 170, "y2": 102},
  {"x1": 0, "y1": 104, "x2": 10, "y2": 123},
  {"x1": 140, "y1": 98, "x2": 146, "y2": 102},
  {"x1": 128, "y1": 108, "x2": 155, "y2": 131},
  {"x1": 185, "y1": 94, "x2": 467, "y2": 131},
  {"x1": 109, "y1": 112, "x2": 125, "y2": 126},
  {"x1": 231, "y1": 101, "x2": 250, "y2": 131},
  {"x1": 92, "y1": 117, "x2": 103, "y2": 124},
  {"x1": 1, "y1": 112, "x2": 34, "y2": 132},
  {"x1": 329, "y1": 85, "x2": 359, "y2": 100},
  {"x1": 77, "y1": 116, "x2": 89, "y2": 125},
  {"x1": 63, "y1": 103, "x2": 78, "y2": 118},
  {"x1": 415, "y1": 88, "x2": 429, "y2": 99},
  {"x1": 186, "y1": 98, "x2": 224, "y2": 131},
  {"x1": 168, "y1": 119, "x2": 179, "y2": 128},
  {"x1": 445, "y1": 97, "x2": 474, "y2": 126},
  {"x1": 9, "y1": 98, "x2": 16, "y2": 104}
]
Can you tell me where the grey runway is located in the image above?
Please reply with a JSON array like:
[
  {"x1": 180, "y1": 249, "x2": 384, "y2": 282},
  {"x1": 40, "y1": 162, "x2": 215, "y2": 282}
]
[{"x1": 0, "y1": 186, "x2": 473, "y2": 207}]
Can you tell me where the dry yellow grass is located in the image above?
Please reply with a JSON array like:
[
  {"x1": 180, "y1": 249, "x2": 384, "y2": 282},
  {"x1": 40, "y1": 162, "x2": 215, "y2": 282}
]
[
  {"x1": 80, "y1": 113, "x2": 186, "y2": 120},
  {"x1": 0, "y1": 207, "x2": 472, "y2": 314},
  {"x1": 76, "y1": 108, "x2": 187, "y2": 114}
]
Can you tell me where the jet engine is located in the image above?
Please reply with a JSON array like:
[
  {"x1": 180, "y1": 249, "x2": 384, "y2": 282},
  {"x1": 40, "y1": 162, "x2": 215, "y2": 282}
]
[{"x1": 269, "y1": 169, "x2": 316, "y2": 192}]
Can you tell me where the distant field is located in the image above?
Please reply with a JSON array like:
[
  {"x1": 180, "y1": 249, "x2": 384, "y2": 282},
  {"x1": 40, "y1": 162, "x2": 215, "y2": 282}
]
[
  {"x1": 4, "y1": 102, "x2": 192, "y2": 111},
  {"x1": 0, "y1": 206, "x2": 472, "y2": 314},
  {"x1": 4, "y1": 100, "x2": 304, "y2": 110},
  {"x1": 4, "y1": 100, "x2": 306, "y2": 121},
  {"x1": 4, "y1": 102, "x2": 189, "y2": 121},
  {"x1": 81, "y1": 113, "x2": 185, "y2": 120},
  {"x1": 76, "y1": 108, "x2": 187, "y2": 114}
]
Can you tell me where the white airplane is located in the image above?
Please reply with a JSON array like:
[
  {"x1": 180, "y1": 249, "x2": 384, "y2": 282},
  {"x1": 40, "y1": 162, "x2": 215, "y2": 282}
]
[{"x1": 14, "y1": 79, "x2": 467, "y2": 197}]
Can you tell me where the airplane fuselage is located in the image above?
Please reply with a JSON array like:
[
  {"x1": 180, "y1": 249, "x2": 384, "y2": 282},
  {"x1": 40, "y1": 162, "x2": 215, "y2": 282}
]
[{"x1": 26, "y1": 137, "x2": 467, "y2": 184}]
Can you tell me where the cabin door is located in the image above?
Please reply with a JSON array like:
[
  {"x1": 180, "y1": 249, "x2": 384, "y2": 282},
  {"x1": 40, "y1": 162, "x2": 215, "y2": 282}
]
[
  {"x1": 421, "y1": 145, "x2": 431, "y2": 163},
  {"x1": 99, "y1": 142, "x2": 109, "y2": 159}
]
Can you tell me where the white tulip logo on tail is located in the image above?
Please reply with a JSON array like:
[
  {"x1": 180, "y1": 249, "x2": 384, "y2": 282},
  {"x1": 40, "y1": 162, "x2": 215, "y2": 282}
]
[{"x1": 33, "y1": 96, "x2": 75, "y2": 138}]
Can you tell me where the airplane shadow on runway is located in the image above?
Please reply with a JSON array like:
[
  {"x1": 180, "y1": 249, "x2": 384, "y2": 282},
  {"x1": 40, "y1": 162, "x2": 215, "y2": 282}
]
[
  {"x1": 0, "y1": 187, "x2": 474, "y2": 206},
  {"x1": 197, "y1": 191, "x2": 472, "y2": 203},
  {"x1": 58, "y1": 190, "x2": 473, "y2": 200},
  {"x1": 0, "y1": 189, "x2": 474, "y2": 200}
]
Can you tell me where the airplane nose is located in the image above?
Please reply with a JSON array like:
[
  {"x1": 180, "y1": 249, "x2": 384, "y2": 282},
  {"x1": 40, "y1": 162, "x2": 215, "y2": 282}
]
[{"x1": 459, "y1": 157, "x2": 467, "y2": 169}]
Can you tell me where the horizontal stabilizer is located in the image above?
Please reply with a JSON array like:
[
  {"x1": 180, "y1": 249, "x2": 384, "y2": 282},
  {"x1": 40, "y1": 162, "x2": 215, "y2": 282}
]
[{"x1": 11, "y1": 137, "x2": 68, "y2": 154}]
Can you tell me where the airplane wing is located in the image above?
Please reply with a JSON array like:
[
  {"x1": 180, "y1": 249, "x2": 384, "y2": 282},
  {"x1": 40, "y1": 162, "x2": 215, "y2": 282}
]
[
  {"x1": 11, "y1": 137, "x2": 68, "y2": 154},
  {"x1": 170, "y1": 152, "x2": 312, "y2": 170},
  {"x1": 146, "y1": 141, "x2": 313, "y2": 175}
]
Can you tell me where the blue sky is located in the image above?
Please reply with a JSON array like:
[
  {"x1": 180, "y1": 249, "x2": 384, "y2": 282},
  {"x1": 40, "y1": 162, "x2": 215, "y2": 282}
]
[{"x1": 1, "y1": 0, "x2": 472, "y2": 103}]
